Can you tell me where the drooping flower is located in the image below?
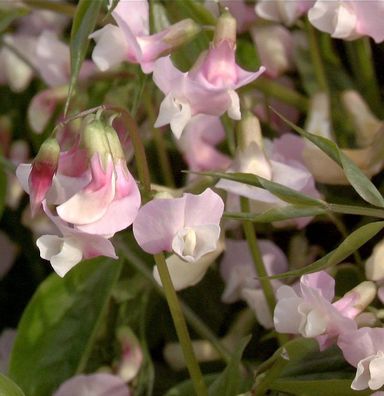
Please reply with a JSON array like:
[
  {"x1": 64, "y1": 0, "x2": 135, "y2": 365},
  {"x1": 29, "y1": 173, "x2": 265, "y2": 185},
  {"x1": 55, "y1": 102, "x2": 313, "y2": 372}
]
[
  {"x1": 338, "y1": 327, "x2": 384, "y2": 391},
  {"x1": 53, "y1": 373, "x2": 130, "y2": 396},
  {"x1": 133, "y1": 188, "x2": 224, "y2": 262},
  {"x1": 90, "y1": 0, "x2": 200, "y2": 74}
]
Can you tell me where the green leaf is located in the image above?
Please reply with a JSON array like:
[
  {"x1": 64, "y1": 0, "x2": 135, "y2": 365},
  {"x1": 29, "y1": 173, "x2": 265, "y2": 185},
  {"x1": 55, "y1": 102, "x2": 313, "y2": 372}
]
[
  {"x1": 201, "y1": 171, "x2": 325, "y2": 207},
  {"x1": 224, "y1": 205, "x2": 326, "y2": 223},
  {"x1": 172, "y1": 0, "x2": 216, "y2": 25},
  {"x1": 208, "y1": 336, "x2": 251, "y2": 396},
  {"x1": 65, "y1": 0, "x2": 104, "y2": 115},
  {"x1": 9, "y1": 258, "x2": 121, "y2": 396},
  {"x1": 272, "y1": 109, "x2": 384, "y2": 208},
  {"x1": 267, "y1": 221, "x2": 384, "y2": 279},
  {"x1": 269, "y1": 378, "x2": 370, "y2": 396},
  {"x1": 0, "y1": 374, "x2": 25, "y2": 396}
]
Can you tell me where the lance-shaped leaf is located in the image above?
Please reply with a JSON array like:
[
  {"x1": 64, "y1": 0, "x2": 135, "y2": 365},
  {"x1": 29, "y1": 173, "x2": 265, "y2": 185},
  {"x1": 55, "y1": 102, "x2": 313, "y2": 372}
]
[
  {"x1": 65, "y1": 0, "x2": 104, "y2": 115},
  {"x1": 9, "y1": 258, "x2": 121, "y2": 396},
  {"x1": 0, "y1": 373, "x2": 25, "y2": 396},
  {"x1": 272, "y1": 109, "x2": 384, "y2": 208},
  {"x1": 224, "y1": 205, "x2": 326, "y2": 223},
  {"x1": 200, "y1": 171, "x2": 325, "y2": 207},
  {"x1": 266, "y1": 221, "x2": 384, "y2": 280}
]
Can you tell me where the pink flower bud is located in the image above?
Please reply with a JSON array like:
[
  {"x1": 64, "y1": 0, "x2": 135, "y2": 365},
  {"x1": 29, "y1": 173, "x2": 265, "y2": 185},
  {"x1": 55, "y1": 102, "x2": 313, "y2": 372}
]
[
  {"x1": 29, "y1": 138, "x2": 60, "y2": 215},
  {"x1": 213, "y1": 10, "x2": 237, "y2": 47}
]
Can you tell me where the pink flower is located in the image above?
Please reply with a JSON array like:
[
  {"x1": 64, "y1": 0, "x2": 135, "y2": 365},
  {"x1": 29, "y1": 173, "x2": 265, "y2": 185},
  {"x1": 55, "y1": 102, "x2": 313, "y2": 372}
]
[
  {"x1": 153, "y1": 11, "x2": 264, "y2": 138},
  {"x1": 57, "y1": 153, "x2": 141, "y2": 236},
  {"x1": 133, "y1": 189, "x2": 224, "y2": 262},
  {"x1": 255, "y1": 0, "x2": 315, "y2": 26},
  {"x1": 177, "y1": 115, "x2": 231, "y2": 173},
  {"x1": 53, "y1": 373, "x2": 130, "y2": 396},
  {"x1": 338, "y1": 327, "x2": 384, "y2": 391},
  {"x1": 37, "y1": 202, "x2": 117, "y2": 277},
  {"x1": 90, "y1": 0, "x2": 199, "y2": 74},
  {"x1": 220, "y1": 239, "x2": 288, "y2": 328},
  {"x1": 273, "y1": 271, "x2": 372, "y2": 350},
  {"x1": 309, "y1": 1, "x2": 384, "y2": 43}
]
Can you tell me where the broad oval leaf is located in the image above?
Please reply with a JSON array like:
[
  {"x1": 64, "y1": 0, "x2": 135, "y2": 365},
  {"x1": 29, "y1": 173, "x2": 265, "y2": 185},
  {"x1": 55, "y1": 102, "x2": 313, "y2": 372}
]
[
  {"x1": 267, "y1": 221, "x2": 384, "y2": 279},
  {"x1": 65, "y1": 0, "x2": 104, "y2": 115},
  {"x1": 200, "y1": 171, "x2": 325, "y2": 207},
  {"x1": 272, "y1": 109, "x2": 384, "y2": 208},
  {"x1": 0, "y1": 373, "x2": 25, "y2": 396},
  {"x1": 9, "y1": 258, "x2": 121, "y2": 396}
]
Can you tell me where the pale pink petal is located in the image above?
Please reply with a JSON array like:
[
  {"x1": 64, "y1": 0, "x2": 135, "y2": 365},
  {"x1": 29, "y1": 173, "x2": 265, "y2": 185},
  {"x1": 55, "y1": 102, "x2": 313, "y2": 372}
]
[
  {"x1": 241, "y1": 288, "x2": 273, "y2": 329},
  {"x1": 183, "y1": 188, "x2": 224, "y2": 227},
  {"x1": 112, "y1": 0, "x2": 149, "y2": 37},
  {"x1": 300, "y1": 271, "x2": 335, "y2": 302},
  {"x1": 152, "y1": 56, "x2": 185, "y2": 94},
  {"x1": 153, "y1": 241, "x2": 224, "y2": 291},
  {"x1": 133, "y1": 196, "x2": 186, "y2": 254},
  {"x1": 35, "y1": 31, "x2": 69, "y2": 87},
  {"x1": 90, "y1": 25, "x2": 128, "y2": 71},
  {"x1": 57, "y1": 155, "x2": 115, "y2": 225},
  {"x1": 53, "y1": 373, "x2": 130, "y2": 396},
  {"x1": 354, "y1": 1, "x2": 384, "y2": 43}
]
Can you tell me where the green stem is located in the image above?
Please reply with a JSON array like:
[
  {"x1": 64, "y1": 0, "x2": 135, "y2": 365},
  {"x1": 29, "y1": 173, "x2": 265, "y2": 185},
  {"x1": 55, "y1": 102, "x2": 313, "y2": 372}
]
[
  {"x1": 240, "y1": 198, "x2": 276, "y2": 314},
  {"x1": 249, "y1": 79, "x2": 309, "y2": 112},
  {"x1": 22, "y1": 0, "x2": 77, "y2": 17},
  {"x1": 346, "y1": 39, "x2": 382, "y2": 117},
  {"x1": 240, "y1": 198, "x2": 288, "y2": 346},
  {"x1": 119, "y1": 107, "x2": 208, "y2": 394},
  {"x1": 221, "y1": 114, "x2": 236, "y2": 156},
  {"x1": 143, "y1": 93, "x2": 176, "y2": 188},
  {"x1": 305, "y1": 19, "x2": 329, "y2": 93},
  {"x1": 118, "y1": 242, "x2": 231, "y2": 363},
  {"x1": 154, "y1": 253, "x2": 208, "y2": 396}
]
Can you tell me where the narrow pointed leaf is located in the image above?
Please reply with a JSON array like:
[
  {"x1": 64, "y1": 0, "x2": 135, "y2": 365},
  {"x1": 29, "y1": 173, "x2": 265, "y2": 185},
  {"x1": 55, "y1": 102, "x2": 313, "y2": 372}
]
[
  {"x1": 200, "y1": 171, "x2": 325, "y2": 207},
  {"x1": 272, "y1": 109, "x2": 384, "y2": 208},
  {"x1": 9, "y1": 258, "x2": 121, "y2": 396},
  {"x1": 266, "y1": 221, "x2": 384, "y2": 279},
  {"x1": 224, "y1": 205, "x2": 326, "y2": 223},
  {"x1": 65, "y1": 0, "x2": 104, "y2": 115}
]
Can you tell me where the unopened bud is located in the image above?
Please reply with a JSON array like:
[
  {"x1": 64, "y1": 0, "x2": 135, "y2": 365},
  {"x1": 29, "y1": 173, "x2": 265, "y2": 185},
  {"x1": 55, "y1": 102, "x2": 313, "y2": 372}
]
[
  {"x1": 213, "y1": 10, "x2": 237, "y2": 46},
  {"x1": 237, "y1": 111, "x2": 263, "y2": 150},
  {"x1": 305, "y1": 92, "x2": 332, "y2": 139},
  {"x1": 29, "y1": 137, "x2": 60, "y2": 215},
  {"x1": 347, "y1": 281, "x2": 376, "y2": 313},
  {"x1": 365, "y1": 239, "x2": 384, "y2": 281},
  {"x1": 163, "y1": 18, "x2": 201, "y2": 50},
  {"x1": 341, "y1": 90, "x2": 382, "y2": 146}
]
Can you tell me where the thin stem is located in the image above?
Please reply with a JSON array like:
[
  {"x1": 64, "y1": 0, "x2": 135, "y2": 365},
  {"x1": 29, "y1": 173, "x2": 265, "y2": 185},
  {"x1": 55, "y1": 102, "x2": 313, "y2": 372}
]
[
  {"x1": 143, "y1": 93, "x2": 176, "y2": 188},
  {"x1": 120, "y1": 106, "x2": 208, "y2": 395},
  {"x1": 346, "y1": 39, "x2": 382, "y2": 117},
  {"x1": 305, "y1": 18, "x2": 329, "y2": 93},
  {"x1": 327, "y1": 203, "x2": 384, "y2": 219},
  {"x1": 154, "y1": 253, "x2": 208, "y2": 396},
  {"x1": 118, "y1": 242, "x2": 231, "y2": 363},
  {"x1": 240, "y1": 198, "x2": 276, "y2": 315}
]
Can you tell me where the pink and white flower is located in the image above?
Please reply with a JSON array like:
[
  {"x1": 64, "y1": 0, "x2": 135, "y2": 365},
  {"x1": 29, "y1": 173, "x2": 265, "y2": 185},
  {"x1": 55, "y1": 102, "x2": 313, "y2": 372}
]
[
  {"x1": 90, "y1": 0, "x2": 199, "y2": 74},
  {"x1": 133, "y1": 189, "x2": 224, "y2": 263},
  {"x1": 338, "y1": 327, "x2": 384, "y2": 391}
]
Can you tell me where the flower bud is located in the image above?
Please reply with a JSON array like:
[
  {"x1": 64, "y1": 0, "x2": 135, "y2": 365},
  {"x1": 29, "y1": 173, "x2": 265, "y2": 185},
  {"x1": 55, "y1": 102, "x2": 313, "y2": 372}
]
[
  {"x1": 237, "y1": 111, "x2": 263, "y2": 150},
  {"x1": 162, "y1": 18, "x2": 201, "y2": 50},
  {"x1": 341, "y1": 90, "x2": 382, "y2": 146},
  {"x1": 348, "y1": 281, "x2": 376, "y2": 313},
  {"x1": 213, "y1": 9, "x2": 237, "y2": 46},
  {"x1": 366, "y1": 239, "x2": 384, "y2": 281},
  {"x1": 29, "y1": 137, "x2": 60, "y2": 215},
  {"x1": 305, "y1": 92, "x2": 332, "y2": 139},
  {"x1": 116, "y1": 327, "x2": 143, "y2": 383}
]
